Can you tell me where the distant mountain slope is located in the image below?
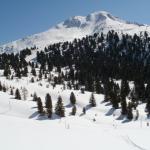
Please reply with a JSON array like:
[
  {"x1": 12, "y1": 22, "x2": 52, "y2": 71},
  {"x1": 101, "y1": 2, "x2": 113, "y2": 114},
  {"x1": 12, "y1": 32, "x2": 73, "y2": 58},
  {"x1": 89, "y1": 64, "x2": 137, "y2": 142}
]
[{"x1": 0, "y1": 11, "x2": 150, "y2": 53}]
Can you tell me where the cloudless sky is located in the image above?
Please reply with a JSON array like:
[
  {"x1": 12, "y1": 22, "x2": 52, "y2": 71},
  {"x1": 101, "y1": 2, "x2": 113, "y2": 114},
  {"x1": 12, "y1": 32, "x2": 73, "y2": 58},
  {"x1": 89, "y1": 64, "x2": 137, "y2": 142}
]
[{"x1": 0, "y1": 0, "x2": 150, "y2": 44}]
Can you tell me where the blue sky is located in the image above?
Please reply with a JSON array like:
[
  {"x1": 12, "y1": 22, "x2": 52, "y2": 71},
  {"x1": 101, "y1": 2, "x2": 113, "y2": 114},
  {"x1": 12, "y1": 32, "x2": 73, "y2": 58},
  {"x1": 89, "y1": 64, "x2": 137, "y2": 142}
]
[{"x1": 0, "y1": 0, "x2": 150, "y2": 44}]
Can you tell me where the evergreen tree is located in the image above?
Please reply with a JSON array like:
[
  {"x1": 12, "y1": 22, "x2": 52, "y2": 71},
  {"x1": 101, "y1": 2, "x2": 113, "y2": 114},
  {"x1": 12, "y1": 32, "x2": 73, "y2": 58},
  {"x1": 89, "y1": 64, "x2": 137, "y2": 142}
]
[
  {"x1": 89, "y1": 93, "x2": 96, "y2": 107},
  {"x1": 3, "y1": 65, "x2": 11, "y2": 77},
  {"x1": 146, "y1": 99, "x2": 150, "y2": 116},
  {"x1": 45, "y1": 93, "x2": 53, "y2": 118},
  {"x1": 2, "y1": 85, "x2": 6, "y2": 92},
  {"x1": 30, "y1": 77, "x2": 34, "y2": 83},
  {"x1": 121, "y1": 80, "x2": 130, "y2": 98},
  {"x1": 95, "y1": 80, "x2": 104, "y2": 94},
  {"x1": 10, "y1": 88, "x2": 13, "y2": 95},
  {"x1": 121, "y1": 97, "x2": 127, "y2": 115},
  {"x1": 109, "y1": 89, "x2": 119, "y2": 109},
  {"x1": 70, "y1": 92, "x2": 76, "y2": 105},
  {"x1": 71, "y1": 105, "x2": 76, "y2": 116},
  {"x1": 33, "y1": 92, "x2": 38, "y2": 101},
  {"x1": 127, "y1": 102, "x2": 133, "y2": 120},
  {"x1": 82, "y1": 107, "x2": 86, "y2": 114},
  {"x1": 37, "y1": 97, "x2": 44, "y2": 114},
  {"x1": 31, "y1": 68, "x2": 36, "y2": 76},
  {"x1": 55, "y1": 96, "x2": 65, "y2": 117},
  {"x1": 15, "y1": 88, "x2": 21, "y2": 100},
  {"x1": 0, "y1": 82, "x2": 2, "y2": 91},
  {"x1": 23, "y1": 66, "x2": 28, "y2": 77}
]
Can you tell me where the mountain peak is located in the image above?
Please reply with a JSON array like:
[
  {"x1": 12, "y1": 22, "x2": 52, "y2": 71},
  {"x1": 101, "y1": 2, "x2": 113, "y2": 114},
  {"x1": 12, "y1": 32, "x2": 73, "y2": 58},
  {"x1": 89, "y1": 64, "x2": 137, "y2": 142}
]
[{"x1": 0, "y1": 10, "x2": 149, "y2": 53}]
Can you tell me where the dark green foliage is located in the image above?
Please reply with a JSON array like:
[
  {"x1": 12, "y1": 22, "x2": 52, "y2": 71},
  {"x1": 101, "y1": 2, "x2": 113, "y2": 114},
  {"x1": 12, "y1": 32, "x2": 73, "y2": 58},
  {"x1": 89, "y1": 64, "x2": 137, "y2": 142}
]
[
  {"x1": 121, "y1": 97, "x2": 127, "y2": 115},
  {"x1": 71, "y1": 105, "x2": 77, "y2": 116},
  {"x1": 0, "y1": 82, "x2": 2, "y2": 91},
  {"x1": 15, "y1": 88, "x2": 21, "y2": 100},
  {"x1": 127, "y1": 102, "x2": 133, "y2": 120},
  {"x1": 120, "y1": 80, "x2": 130, "y2": 98},
  {"x1": 109, "y1": 90, "x2": 119, "y2": 109},
  {"x1": 45, "y1": 93, "x2": 53, "y2": 118},
  {"x1": 30, "y1": 77, "x2": 34, "y2": 83},
  {"x1": 2, "y1": 85, "x2": 6, "y2": 92},
  {"x1": 31, "y1": 68, "x2": 36, "y2": 76},
  {"x1": 3, "y1": 65, "x2": 11, "y2": 77},
  {"x1": 146, "y1": 100, "x2": 150, "y2": 116},
  {"x1": 70, "y1": 92, "x2": 76, "y2": 105},
  {"x1": 82, "y1": 107, "x2": 86, "y2": 114},
  {"x1": 10, "y1": 88, "x2": 13, "y2": 95},
  {"x1": 95, "y1": 80, "x2": 104, "y2": 94},
  {"x1": 89, "y1": 93, "x2": 96, "y2": 107},
  {"x1": 33, "y1": 92, "x2": 38, "y2": 101},
  {"x1": 55, "y1": 96, "x2": 65, "y2": 117},
  {"x1": 37, "y1": 97, "x2": 44, "y2": 114}
]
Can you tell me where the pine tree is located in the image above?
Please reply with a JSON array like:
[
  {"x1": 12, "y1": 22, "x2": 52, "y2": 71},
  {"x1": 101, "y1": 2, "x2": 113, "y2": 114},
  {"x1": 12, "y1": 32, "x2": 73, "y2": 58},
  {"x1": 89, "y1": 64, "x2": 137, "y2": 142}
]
[
  {"x1": 109, "y1": 86, "x2": 119, "y2": 109},
  {"x1": 30, "y1": 77, "x2": 34, "y2": 83},
  {"x1": 82, "y1": 107, "x2": 86, "y2": 114},
  {"x1": 71, "y1": 105, "x2": 76, "y2": 116},
  {"x1": 23, "y1": 66, "x2": 28, "y2": 77},
  {"x1": 37, "y1": 97, "x2": 44, "y2": 114},
  {"x1": 33, "y1": 92, "x2": 38, "y2": 101},
  {"x1": 10, "y1": 88, "x2": 13, "y2": 95},
  {"x1": 55, "y1": 96, "x2": 65, "y2": 117},
  {"x1": 121, "y1": 97, "x2": 127, "y2": 115},
  {"x1": 45, "y1": 93, "x2": 53, "y2": 118},
  {"x1": 31, "y1": 68, "x2": 36, "y2": 76},
  {"x1": 89, "y1": 93, "x2": 96, "y2": 107},
  {"x1": 0, "y1": 82, "x2": 2, "y2": 91},
  {"x1": 3, "y1": 85, "x2": 6, "y2": 92},
  {"x1": 127, "y1": 102, "x2": 133, "y2": 120},
  {"x1": 3, "y1": 65, "x2": 11, "y2": 77},
  {"x1": 146, "y1": 99, "x2": 150, "y2": 116},
  {"x1": 15, "y1": 88, "x2": 21, "y2": 100},
  {"x1": 121, "y1": 80, "x2": 130, "y2": 98},
  {"x1": 95, "y1": 80, "x2": 104, "y2": 94},
  {"x1": 70, "y1": 92, "x2": 76, "y2": 105}
]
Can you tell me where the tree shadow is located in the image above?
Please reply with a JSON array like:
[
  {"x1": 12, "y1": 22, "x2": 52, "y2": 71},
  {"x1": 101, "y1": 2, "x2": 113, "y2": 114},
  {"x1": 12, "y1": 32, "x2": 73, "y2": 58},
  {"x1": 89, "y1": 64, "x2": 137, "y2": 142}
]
[
  {"x1": 105, "y1": 108, "x2": 115, "y2": 116},
  {"x1": 36, "y1": 113, "x2": 62, "y2": 121},
  {"x1": 85, "y1": 104, "x2": 92, "y2": 111},
  {"x1": 116, "y1": 114, "x2": 126, "y2": 120},
  {"x1": 36, "y1": 115, "x2": 49, "y2": 120},
  {"x1": 29, "y1": 111, "x2": 39, "y2": 119},
  {"x1": 65, "y1": 104, "x2": 72, "y2": 108},
  {"x1": 100, "y1": 100, "x2": 106, "y2": 104},
  {"x1": 10, "y1": 97, "x2": 15, "y2": 99},
  {"x1": 31, "y1": 106, "x2": 37, "y2": 109},
  {"x1": 122, "y1": 119, "x2": 131, "y2": 123},
  {"x1": 105, "y1": 102, "x2": 112, "y2": 106},
  {"x1": 79, "y1": 113, "x2": 85, "y2": 117}
]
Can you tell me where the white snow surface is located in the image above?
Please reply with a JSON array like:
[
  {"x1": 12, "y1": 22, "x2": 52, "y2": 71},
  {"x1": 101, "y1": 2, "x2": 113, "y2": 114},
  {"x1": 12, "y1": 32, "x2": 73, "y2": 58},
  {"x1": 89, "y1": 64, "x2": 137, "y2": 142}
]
[
  {"x1": 0, "y1": 11, "x2": 150, "y2": 54},
  {"x1": 0, "y1": 70, "x2": 150, "y2": 150}
]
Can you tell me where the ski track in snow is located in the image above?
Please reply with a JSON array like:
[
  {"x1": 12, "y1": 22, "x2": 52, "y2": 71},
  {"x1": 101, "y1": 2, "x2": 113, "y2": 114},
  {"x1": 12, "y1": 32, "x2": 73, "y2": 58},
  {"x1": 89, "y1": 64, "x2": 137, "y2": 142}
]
[{"x1": 122, "y1": 135, "x2": 147, "y2": 150}]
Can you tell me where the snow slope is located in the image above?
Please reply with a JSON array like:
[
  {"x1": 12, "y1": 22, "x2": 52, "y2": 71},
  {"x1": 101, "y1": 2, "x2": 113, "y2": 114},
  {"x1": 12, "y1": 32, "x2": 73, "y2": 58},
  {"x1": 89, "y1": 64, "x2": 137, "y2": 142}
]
[
  {"x1": 0, "y1": 91, "x2": 150, "y2": 150},
  {"x1": 0, "y1": 70, "x2": 150, "y2": 150},
  {"x1": 0, "y1": 11, "x2": 150, "y2": 54}
]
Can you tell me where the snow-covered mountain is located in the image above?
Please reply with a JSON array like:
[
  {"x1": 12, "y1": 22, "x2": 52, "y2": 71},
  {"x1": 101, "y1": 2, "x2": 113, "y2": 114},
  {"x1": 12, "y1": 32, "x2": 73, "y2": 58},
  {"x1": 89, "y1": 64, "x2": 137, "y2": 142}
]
[{"x1": 0, "y1": 11, "x2": 150, "y2": 53}]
